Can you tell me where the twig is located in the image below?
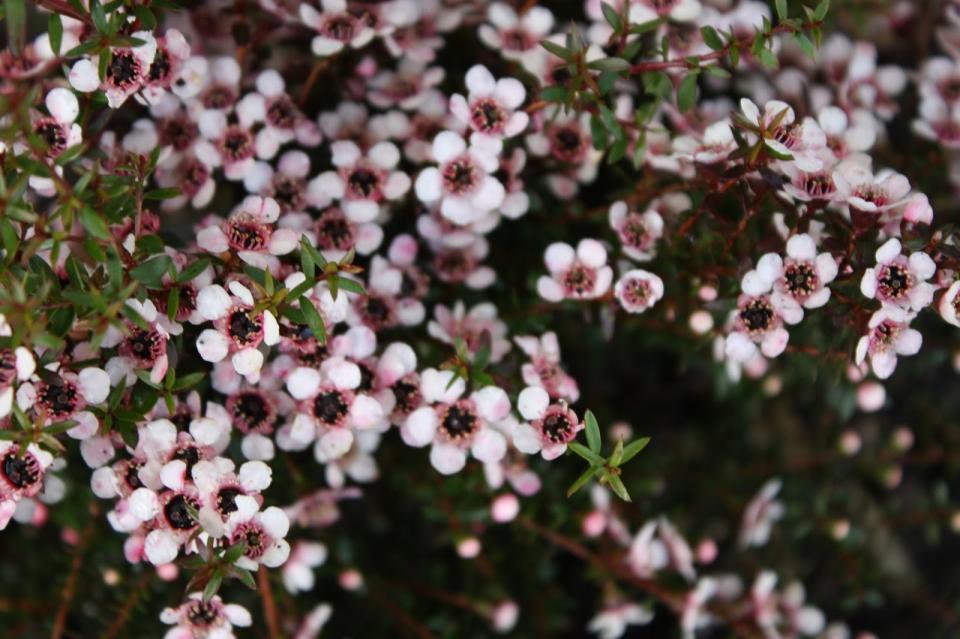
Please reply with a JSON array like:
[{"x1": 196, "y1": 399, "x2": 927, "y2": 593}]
[
  {"x1": 257, "y1": 565, "x2": 283, "y2": 639},
  {"x1": 50, "y1": 502, "x2": 99, "y2": 639},
  {"x1": 101, "y1": 573, "x2": 151, "y2": 639}
]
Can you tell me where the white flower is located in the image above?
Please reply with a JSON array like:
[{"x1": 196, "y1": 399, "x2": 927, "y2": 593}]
[
  {"x1": 449, "y1": 65, "x2": 528, "y2": 151},
  {"x1": 855, "y1": 306, "x2": 922, "y2": 379},
  {"x1": 537, "y1": 239, "x2": 613, "y2": 302},
  {"x1": 860, "y1": 238, "x2": 937, "y2": 311},
  {"x1": 300, "y1": 0, "x2": 376, "y2": 57},
  {"x1": 614, "y1": 270, "x2": 664, "y2": 314},
  {"x1": 415, "y1": 131, "x2": 505, "y2": 225},
  {"x1": 512, "y1": 386, "x2": 582, "y2": 459},
  {"x1": 310, "y1": 140, "x2": 410, "y2": 223}
]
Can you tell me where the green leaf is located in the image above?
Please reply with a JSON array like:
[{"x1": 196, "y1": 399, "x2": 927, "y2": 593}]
[
  {"x1": 203, "y1": 570, "x2": 223, "y2": 602},
  {"x1": 130, "y1": 255, "x2": 173, "y2": 288},
  {"x1": 775, "y1": 0, "x2": 788, "y2": 20},
  {"x1": 298, "y1": 296, "x2": 327, "y2": 345},
  {"x1": 587, "y1": 57, "x2": 631, "y2": 73},
  {"x1": 171, "y1": 372, "x2": 205, "y2": 391},
  {"x1": 793, "y1": 32, "x2": 816, "y2": 59},
  {"x1": 4, "y1": 0, "x2": 25, "y2": 55},
  {"x1": 620, "y1": 436, "x2": 651, "y2": 465},
  {"x1": 300, "y1": 237, "x2": 316, "y2": 278},
  {"x1": 90, "y1": 0, "x2": 109, "y2": 34},
  {"x1": 630, "y1": 18, "x2": 663, "y2": 34},
  {"x1": 234, "y1": 568, "x2": 256, "y2": 590},
  {"x1": 336, "y1": 277, "x2": 366, "y2": 296},
  {"x1": 568, "y1": 441, "x2": 605, "y2": 466},
  {"x1": 132, "y1": 4, "x2": 156, "y2": 29},
  {"x1": 757, "y1": 48, "x2": 779, "y2": 69},
  {"x1": 79, "y1": 207, "x2": 111, "y2": 241},
  {"x1": 222, "y1": 541, "x2": 247, "y2": 564},
  {"x1": 177, "y1": 258, "x2": 210, "y2": 283},
  {"x1": 642, "y1": 71, "x2": 671, "y2": 99},
  {"x1": 605, "y1": 472, "x2": 632, "y2": 502},
  {"x1": 609, "y1": 438, "x2": 625, "y2": 466},
  {"x1": 600, "y1": 2, "x2": 622, "y2": 33},
  {"x1": 704, "y1": 65, "x2": 731, "y2": 78},
  {"x1": 567, "y1": 466, "x2": 602, "y2": 498},
  {"x1": 540, "y1": 39, "x2": 573, "y2": 61},
  {"x1": 677, "y1": 71, "x2": 700, "y2": 112},
  {"x1": 584, "y1": 410, "x2": 601, "y2": 453},
  {"x1": 700, "y1": 26, "x2": 723, "y2": 50},
  {"x1": 48, "y1": 13, "x2": 64, "y2": 56},
  {"x1": 144, "y1": 187, "x2": 181, "y2": 200},
  {"x1": 813, "y1": 0, "x2": 829, "y2": 21}
]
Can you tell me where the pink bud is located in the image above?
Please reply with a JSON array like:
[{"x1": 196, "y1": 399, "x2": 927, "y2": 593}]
[
  {"x1": 695, "y1": 538, "x2": 718, "y2": 564},
  {"x1": 491, "y1": 494, "x2": 519, "y2": 523},
  {"x1": 581, "y1": 511, "x2": 606, "y2": 538},
  {"x1": 339, "y1": 568, "x2": 364, "y2": 591},
  {"x1": 857, "y1": 381, "x2": 886, "y2": 412},
  {"x1": 457, "y1": 537, "x2": 482, "y2": 559},
  {"x1": 840, "y1": 430, "x2": 862, "y2": 456},
  {"x1": 892, "y1": 426, "x2": 914, "y2": 451},
  {"x1": 156, "y1": 563, "x2": 179, "y2": 581},
  {"x1": 61, "y1": 527, "x2": 80, "y2": 545},
  {"x1": 491, "y1": 600, "x2": 519, "y2": 633}
]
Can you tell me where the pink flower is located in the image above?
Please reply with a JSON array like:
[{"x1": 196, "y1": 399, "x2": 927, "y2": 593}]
[
  {"x1": 450, "y1": 65, "x2": 528, "y2": 151},
  {"x1": 587, "y1": 602, "x2": 654, "y2": 639},
  {"x1": 299, "y1": 0, "x2": 376, "y2": 56},
  {"x1": 224, "y1": 505, "x2": 290, "y2": 570},
  {"x1": 401, "y1": 369, "x2": 510, "y2": 474},
  {"x1": 514, "y1": 332, "x2": 580, "y2": 402},
  {"x1": 939, "y1": 280, "x2": 960, "y2": 326},
  {"x1": 537, "y1": 239, "x2": 614, "y2": 302},
  {"x1": 195, "y1": 281, "x2": 281, "y2": 378},
  {"x1": 197, "y1": 196, "x2": 300, "y2": 272},
  {"x1": 160, "y1": 593, "x2": 251, "y2": 639},
  {"x1": 477, "y1": 2, "x2": 554, "y2": 71},
  {"x1": 513, "y1": 386, "x2": 582, "y2": 459},
  {"x1": 311, "y1": 140, "x2": 410, "y2": 223},
  {"x1": 860, "y1": 238, "x2": 937, "y2": 311},
  {"x1": 427, "y1": 301, "x2": 511, "y2": 363},
  {"x1": 743, "y1": 234, "x2": 838, "y2": 314},
  {"x1": 739, "y1": 478, "x2": 784, "y2": 547},
  {"x1": 415, "y1": 131, "x2": 506, "y2": 225},
  {"x1": 724, "y1": 274, "x2": 802, "y2": 362},
  {"x1": 854, "y1": 306, "x2": 922, "y2": 379},
  {"x1": 614, "y1": 270, "x2": 664, "y2": 314},
  {"x1": 69, "y1": 31, "x2": 157, "y2": 108},
  {"x1": 608, "y1": 202, "x2": 664, "y2": 262}
]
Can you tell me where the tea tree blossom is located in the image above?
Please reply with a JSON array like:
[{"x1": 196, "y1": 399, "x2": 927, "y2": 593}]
[
  {"x1": 614, "y1": 270, "x2": 665, "y2": 314},
  {"x1": 160, "y1": 593, "x2": 252, "y2": 639},
  {"x1": 401, "y1": 369, "x2": 510, "y2": 474},
  {"x1": 860, "y1": 238, "x2": 937, "y2": 311},
  {"x1": 69, "y1": 31, "x2": 157, "y2": 108},
  {"x1": 608, "y1": 202, "x2": 664, "y2": 262},
  {"x1": 449, "y1": 65, "x2": 529, "y2": 151},
  {"x1": 299, "y1": 0, "x2": 376, "y2": 56},
  {"x1": 537, "y1": 240, "x2": 614, "y2": 302},
  {"x1": 195, "y1": 281, "x2": 281, "y2": 377},
  {"x1": 741, "y1": 235, "x2": 838, "y2": 312},
  {"x1": 513, "y1": 386, "x2": 582, "y2": 459},
  {"x1": 477, "y1": 2, "x2": 554, "y2": 71},
  {"x1": 855, "y1": 307, "x2": 923, "y2": 378},
  {"x1": 311, "y1": 140, "x2": 411, "y2": 223},
  {"x1": 414, "y1": 131, "x2": 506, "y2": 225}
]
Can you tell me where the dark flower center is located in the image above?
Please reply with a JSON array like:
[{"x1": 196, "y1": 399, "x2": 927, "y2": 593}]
[
  {"x1": 187, "y1": 600, "x2": 221, "y2": 626},
  {"x1": 0, "y1": 349, "x2": 17, "y2": 387},
  {"x1": 563, "y1": 265, "x2": 596, "y2": 295},
  {"x1": 347, "y1": 167, "x2": 381, "y2": 198},
  {"x1": 783, "y1": 262, "x2": 818, "y2": 298},
  {"x1": 440, "y1": 402, "x2": 478, "y2": 441},
  {"x1": 203, "y1": 85, "x2": 236, "y2": 110},
  {"x1": 160, "y1": 117, "x2": 198, "y2": 151},
  {"x1": 266, "y1": 95, "x2": 298, "y2": 128},
  {"x1": 122, "y1": 327, "x2": 166, "y2": 365},
  {"x1": 172, "y1": 445, "x2": 202, "y2": 474},
  {"x1": 34, "y1": 119, "x2": 68, "y2": 156},
  {"x1": 37, "y1": 378, "x2": 80, "y2": 417},
  {"x1": 225, "y1": 216, "x2": 270, "y2": 252},
  {"x1": 313, "y1": 390, "x2": 349, "y2": 425},
  {"x1": 442, "y1": 159, "x2": 479, "y2": 194},
  {"x1": 179, "y1": 158, "x2": 210, "y2": 196},
  {"x1": 877, "y1": 264, "x2": 912, "y2": 299},
  {"x1": 219, "y1": 126, "x2": 254, "y2": 161},
  {"x1": 392, "y1": 376, "x2": 421, "y2": 415},
  {"x1": 470, "y1": 98, "x2": 505, "y2": 133},
  {"x1": 123, "y1": 460, "x2": 144, "y2": 490},
  {"x1": 551, "y1": 126, "x2": 586, "y2": 162},
  {"x1": 502, "y1": 28, "x2": 533, "y2": 51},
  {"x1": 231, "y1": 522, "x2": 267, "y2": 558},
  {"x1": 621, "y1": 215, "x2": 651, "y2": 249},
  {"x1": 317, "y1": 210, "x2": 354, "y2": 249},
  {"x1": 271, "y1": 175, "x2": 305, "y2": 212},
  {"x1": 323, "y1": 15, "x2": 357, "y2": 41},
  {"x1": 229, "y1": 390, "x2": 273, "y2": 433},
  {"x1": 740, "y1": 298, "x2": 774, "y2": 333},
  {"x1": 541, "y1": 411, "x2": 575, "y2": 443},
  {"x1": 2, "y1": 450, "x2": 40, "y2": 489},
  {"x1": 228, "y1": 310, "x2": 263, "y2": 347},
  {"x1": 106, "y1": 50, "x2": 141, "y2": 89},
  {"x1": 147, "y1": 49, "x2": 171, "y2": 84},
  {"x1": 164, "y1": 493, "x2": 199, "y2": 530},
  {"x1": 216, "y1": 486, "x2": 244, "y2": 516}
]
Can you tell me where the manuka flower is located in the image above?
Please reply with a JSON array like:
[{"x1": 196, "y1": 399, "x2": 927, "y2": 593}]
[
  {"x1": 608, "y1": 202, "x2": 664, "y2": 262},
  {"x1": 69, "y1": 31, "x2": 157, "y2": 108},
  {"x1": 299, "y1": 0, "x2": 376, "y2": 56},
  {"x1": 854, "y1": 306, "x2": 922, "y2": 379},
  {"x1": 160, "y1": 593, "x2": 252, "y2": 639},
  {"x1": 860, "y1": 238, "x2": 937, "y2": 311},
  {"x1": 741, "y1": 234, "x2": 838, "y2": 314},
  {"x1": 513, "y1": 386, "x2": 582, "y2": 459},
  {"x1": 537, "y1": 240, "x2": 613, "y2": 302},
  {"x1": 414, "y1": 131, "x2": 506, "y2": 225},
  {"x1": 401, "y1": 369, "x2": 510, "y2": 474},
  {"x1": 614, "y1": 270, "x2": 664, "y2": 314},
  {"x1": 449, "y1": 65, "x2": 529, "y2": 151},
  {"x1": 195, "y1": 281, "x2": 281, "y2": 378},
  {"x1": 311, "y1": 140, "x2": 410, "y2": 223},
  {"x1": 197, "y1": 196, "x2": 300, "y2": 272}
]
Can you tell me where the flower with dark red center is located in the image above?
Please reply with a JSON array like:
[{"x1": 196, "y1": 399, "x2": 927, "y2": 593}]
[
  {"x1": 120, "y1": 326, "x2": 168, "y2": 368},
  {"x1": 227, "y1": 390, "x2": 276, "y2": 434},
  {"x1": 861, "y1": 238, "x2": 936, "y2": 311},
  {"x1": 300, "y1": 1, "x2": 375, "y2": 56},
  {"x1": 438, "y1": 400, "x2": 480, "y2": 443},
  {"x1": 355, "y1": 294, "x2": 396, "y2": 331},
  {"x1": 33, "y1": 118, "x2": 68, "y2": 158},
  {"x1": 159, "y1": 116, "x2": 199, "y2": 151},
  {"x1": 226, "y1": 308, "x2": 264, "y2": 348},
  {"x1": 162, "y1": 491, "x2": 200, "y2": 531},
  {"x1": 223, "y1": 506, "x2": 290, "y2": 569},
  {"x1": 315, "y1": 208, "x2": 355, "y2": 251},
  {"x1": 311, "y1": 387, "x2": 353, "y2": 428},
  {"x1": 538, "y1": 240, "x2": 613, "y2": 302},
  {"x1": 615, "y1": 270, "x2": 664, "y2": 314},
  {"x1": 450, "y1": 65, "x2": 529, "y2": 148},
  {"x1": 224, "y1": 215, "x2": 272, "y2": 252},
  {"x1": 106, "y1": 49, "x2": 144, "y2": 92},
  {"x1": 266, "y1": 94, "x2": 300, "y2": 129},
  {"x1": 514, "y1": 386, "x2": 582, "y2": 459},
  {"x1": 391, "y1": 374, "x2": 423, "y2": 418},
  {"x1": 36, "y1": 376, "x2": 82, "y2": 419},
  {"x1": 855, "y1": 307, "x2": 922, "y2": 379},
  {"x1": 0, "y1": 445, "x2": 47, "y2": 499},
  {"x1": 218, "y1": 125, "x2": 255, "y2": 163},
  {"x1": 609, "y1": 202, "x2": 664, "y2": 262}
]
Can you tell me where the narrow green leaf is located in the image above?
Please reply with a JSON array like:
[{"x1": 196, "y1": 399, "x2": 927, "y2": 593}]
[
  {"x1": 4, "y1": 0, "x2": 26, "y2": 55},
  {"x1": 700, "y1": 26, "x2": 723, "y2": 50},
  {"x1": 177, "y1": 258, "x2": 210, "y2": 283},
  {"x1": 130, "y1": 255, "x2": 173, "y2": 288},
  {"x1": 813, "y1": 0, "x2": 829, "y2": 21},
  {"x1": 620, "y1": 436, "x2": 651, "y2": 465},
  {"x1": 567, "y1": 466, "x2": 602, "y2": 498},
  {"x1": 568, "y1": 441, "x2": 605, "y2": 466},
  {"x1": 203, "y1": 570, "x2": 223, "y2": 602},
  {"x1": 540, "y1": 39, "x2": 573, "y2": 61},
  {"x1": 48, "y1": 13, "x2": 64, "y2": 55},
  {"x1": 90, "y1": 0, "x2": 109, "y2": 33},
  {"x1": 677, "y1": 71, "x2": 700, "y2": 112},
  {"x1": 775, "y1": 0, "x2": 788, "y2": 20},
  {"x1": 600, "y1": 2, "x2": 622, "y2": 33},
  {"x1": 298, "y1": 296, "x2": 327, "y2": 345},
  {"x1": 605, "y1": 472, "x2": 632, "y2": 502},
  {"x1": 584, "y1": 410, "x2": 601, "y2": 453},
  {"x1": 336, "y1": 277, "x2": 366, "y2": 296},
  {"x1": 79, "y1": 207, "x2": 111, "y2": 241},
  {"x1": 587, "y1": 57, "x2": 631, "y2": 73}
]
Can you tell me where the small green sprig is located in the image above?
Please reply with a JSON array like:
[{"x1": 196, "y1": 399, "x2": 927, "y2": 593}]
[{"x1": 567, "y1": 410, "x2": 650, "y2": 502}]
